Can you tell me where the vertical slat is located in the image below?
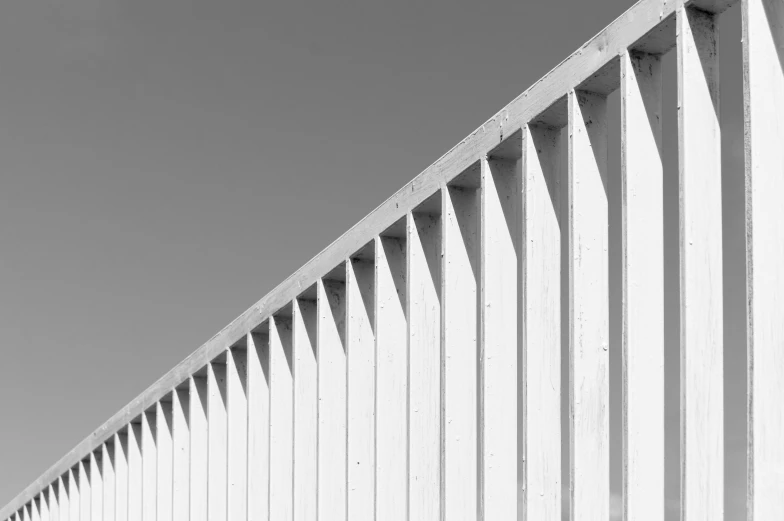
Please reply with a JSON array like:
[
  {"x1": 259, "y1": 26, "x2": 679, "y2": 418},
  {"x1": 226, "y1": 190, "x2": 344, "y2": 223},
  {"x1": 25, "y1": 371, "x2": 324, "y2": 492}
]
[
  {"x1": 127, "y1": 424, "x2": 142, "y2": 521},
  {"x1": 318, "y1": 278, "x2": 348, "y2": 521},
  {"x1": 568, "y1": 89, "x2": 609, "y2": 521},
  {"x1": 442, "y1": 181, "x2": 479, "y2": 521},
  {"x1": 189, "y1": 376, "x2": 208, "y2": 521},
  {"x1": 68, "y1": 468, "x2": 79, "y2": 521},
  {"x1": 90, "y1": 453, "x2": 103, "y2": 521},
  {"x1": 270, "y1": 315, "x2": 294, "y2": 521},
  {"x1": 113, "y1": 433, "x2": 128, "y2": 521},
  {"x1": 621, "y1": 50, "x2": 664, "y2": 521},
  {"x1": 141, "y1": 412, "x2": 156, "y2": 521},
  {"x1": 171, "y1": 387, "x2": 189, "y2": 521},
  {"x1": 227, "y1": 347, "x2": 248, "y2": 521},
  {"x1": 207, "y1": 362, "x2": 228, "y2": 521},
  {"x1": 40, "y1": 496, "x2": 49, "y2": 521},
  {"x1": 480, "y1": 153, "x2": 520, "y2": 520},
  {"x1": 522, "y1": 123, "x2": 562, "y2": 521},
  {"x1": 155, "y1": 401, "x2": 172, "y2": 521},
  {"x1": 247, "y1": 330, "x2": 271, "y2": 521},
  {"x1": 375, "y1": 235, "x2": 407, "y2": 521},
  {"x1": 22, "y1": 505, "x2": 29, "y2": 521},
  {"x1": 407, "y1": 211, "x2": 441, "y2": 521},
  {"x1": 347, "y1": 255, "x2": 376, "y2": 521},
  {"x1": 41, "y1": 493, "x2": 50, "y2": 521},
  {"x1": 102, "y1": 444, "x2": 115, "y2": 521},
  {"x1": 677, "y1": 7, "x2": 723, "y2": 520},
  {"x1": 78, "y1": 461, "x2": 90, "y2": 521},
  {"x1": 32, "y1": 499, "x2": 40, "y2": 521},
  {"x1": 293, "y1": 298, "x2": 318, "y2": 521},
  {"x1": 743, "y1": 0, "x2": 784, "y2": 518},
  {"x1": 48, "y1": 484, "x2": 58, "y2": 521}
]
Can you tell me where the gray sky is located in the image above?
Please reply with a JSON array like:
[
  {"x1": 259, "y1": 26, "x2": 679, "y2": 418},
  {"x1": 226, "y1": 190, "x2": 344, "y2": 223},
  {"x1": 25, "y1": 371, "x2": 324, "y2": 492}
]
[{"x1": 0, "y1": 0, "x2": 747, "y2": 519}]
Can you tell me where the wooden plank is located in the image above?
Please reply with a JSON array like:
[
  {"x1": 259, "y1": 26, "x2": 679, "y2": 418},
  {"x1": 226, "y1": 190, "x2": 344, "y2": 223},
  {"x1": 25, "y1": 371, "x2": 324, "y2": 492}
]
[
  {"x1": 346, "y1": 256, "x2": 376, "y2": 521},
  {"x1": 743, "y1": 0, "x2": 784, "y2": 518},
  {"x1": 22, "y1": 505, "x2": 29, "y2": 521},
  {"x1": 89, "y1": 453, "x2": 102, "y2": 521},
  {"x1": 113, "y1": 433, "x2": 128, "y2": 521},
  {"x1": 318, "y1": 279, "x2": 348, "y2": 521},
  {"x1": 141, "y1": 411, "x2": 156, "y2": 521},
  {"x1": 46, "y1": 485, "x2": 57, "y2": 521},
  {"x1": 270, "y1": 315, "x2": 294, "y2": 521},
  {"x1": 227, "y1": 347, "x2": 248, "y2": 521},
  {"x1": 127, "y1": 424, "x2": 142, "y2": 521},
  {"x1": 677, "y1": 7, "x2": 723, "y2": 520},
  {"x1": 68, "y1": 468, "x2": 79, "y2": 521},
  {"x1": 480, "y1": 153, "x2": 520, "y2": 520},
  {"x1": 247, "y1": 330, "x2": 271, "y2": 521},
  {"x1": 375, "y1": 235, "x2": 407, "y2": 521},
  {"x1": 443, "y1": 181, "x2": 479, "y2": 521},
  {"x1": 407, "y1": 211, "x2": 441, "y2": 521},
  {"x1": 40, "y1": 493, "x2": 50, "y2": 521},
  {"x1": 293, "y1": 298, "x2": 318, "y2": 521},
  {"x1": 568, "y1": 89, "x2": 609, "y2": 521},
  {"x1": 189, "y1": 376, "x2": 208, "y2": 521},
  {"x1": 79, "y1": 461, "x2": 91, "y2": 521},
  {"x1": 207, "y1": 362, "x2": 228, "y2": 521},
  {"x1": 170, "y1": 388, "x2": 188, "y2": 521},
  {"x1": 0, "y1": 1, "x2": 701, "y2": 515},
  {"x1": 59, "y1": 472, "x2": 70, "y2": 521},
  {"x1": 621, "y1": 50, "x2": 664, "y2": 521},
  {"x1": 521, "y1": 123, "x2": 562, "y2": 521},
  {"x1": 102, "y1": 444, "x2": 115, "y2": 521},
  {"x1": 155, "y1": 401, "x2": 172, "y2": 521}
]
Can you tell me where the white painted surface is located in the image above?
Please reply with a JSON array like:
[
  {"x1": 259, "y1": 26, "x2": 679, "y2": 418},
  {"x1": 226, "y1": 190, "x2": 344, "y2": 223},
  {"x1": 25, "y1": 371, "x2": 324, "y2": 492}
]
[
  {"x1": 31, "y1": 501, "x2": 40, "y2": 521},
  {"x1": 621, "y1": 50, "x2": 664, "y2": 521},
  {"x1": 47, "y1": 485, "x2": 57, "y2": 521},
  {"x1": 113, "y1": 433, "x2": 127, "y2": 521},
  {"x1": 522, "y1": 123, "x2": 562, "y2": 521},
  {"x1": 227, "y1": 348, "x2": 248, "y2": 521},
  {"x1": 127, "y1": 425, "x2": 142, "y2": 521},
  {"x1": 407, "y1": 212, "x2": 440, "y2": 521},
  {"x1": 677, "y1": 7, "x2": 724, "y2": 520},
  {"x1": 480, "y1": 155, "x2": 519, "y2": 520},
  {"x1": 375, "y1": 236, "x2": 407, "y2": 521},
  {"x1": 41, "y1": 491, "x2": 51, "y2": 521},
  {"x1": 155, "y1": 402, "x2": 172, "y2": 521},
  {"x1": 270, "y1": 316, "x2": 294, "y2": 521},
  {"x1": 443, "y1": 184, "x2": 479, "y2": 521},
  {"x1": 346, "y1": 257, "x2": 376, "y2": 521},
  {"x1": 38, "y1": 497, "x2": 47, "y2": 521},
  {"x1": 102, "y1": 444, "x2": 115, "y2": 521},
  {"x1": 171, "y1": 388, "x2": 189, "y2": 521},
  {"x1": 207, "y1": 363, "x2": 227, "y2": 521},
  {"x1": 743, "y1": 0, "x2": 784, "y2": 519},
  {"x1": 318, "y1": 279, "x2": 348, "y2": 521},
  {"x1": 68, "y1": 468, "x2": 78, "y2": 521},
  {"x1": 568, "y1": 89, "x2": 609, "y2": 521},
  {"x1": 141, "y1": 412, "x2": 156, "y2": 521},
  {"x1": 188, "y1": 377, "x2": 208, "y2": 521},
  {"x1": 247, "y1": 331, "x2": 270, "y2": 521},
  {"x1": 293, "y1": 298, "x2": 318, "y2": 521},
  {"x1": 89, "y1": 453, "x2": 103, "y2": 521},
  {"x1": 78, "y1": 460, "x2": 90, "y2": 521}
]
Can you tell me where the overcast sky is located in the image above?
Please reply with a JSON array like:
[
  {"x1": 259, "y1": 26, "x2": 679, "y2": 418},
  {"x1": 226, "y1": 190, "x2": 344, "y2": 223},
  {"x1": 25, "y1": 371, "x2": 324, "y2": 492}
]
[{"x1": 0, "y1": 0, "x2": 747, "y2": 519}]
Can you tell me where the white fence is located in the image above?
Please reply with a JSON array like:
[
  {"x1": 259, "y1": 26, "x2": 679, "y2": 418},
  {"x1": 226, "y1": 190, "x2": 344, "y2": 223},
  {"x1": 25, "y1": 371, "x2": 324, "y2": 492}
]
[{"x1": 2, "y1": 0, "x2": 782, "y2": 519}]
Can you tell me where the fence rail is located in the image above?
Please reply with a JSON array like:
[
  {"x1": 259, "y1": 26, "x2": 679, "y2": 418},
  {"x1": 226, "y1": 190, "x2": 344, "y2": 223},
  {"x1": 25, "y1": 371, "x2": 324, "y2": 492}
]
[{"x1": 3, "y1": 0, "x2": 783, "y2": 519}]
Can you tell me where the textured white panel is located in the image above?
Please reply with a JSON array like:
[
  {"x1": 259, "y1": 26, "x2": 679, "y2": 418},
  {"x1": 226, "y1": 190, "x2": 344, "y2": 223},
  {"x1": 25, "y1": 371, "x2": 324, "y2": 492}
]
[{"x1": 677, "y1": 7, "x2": 723, "y2": 520}]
